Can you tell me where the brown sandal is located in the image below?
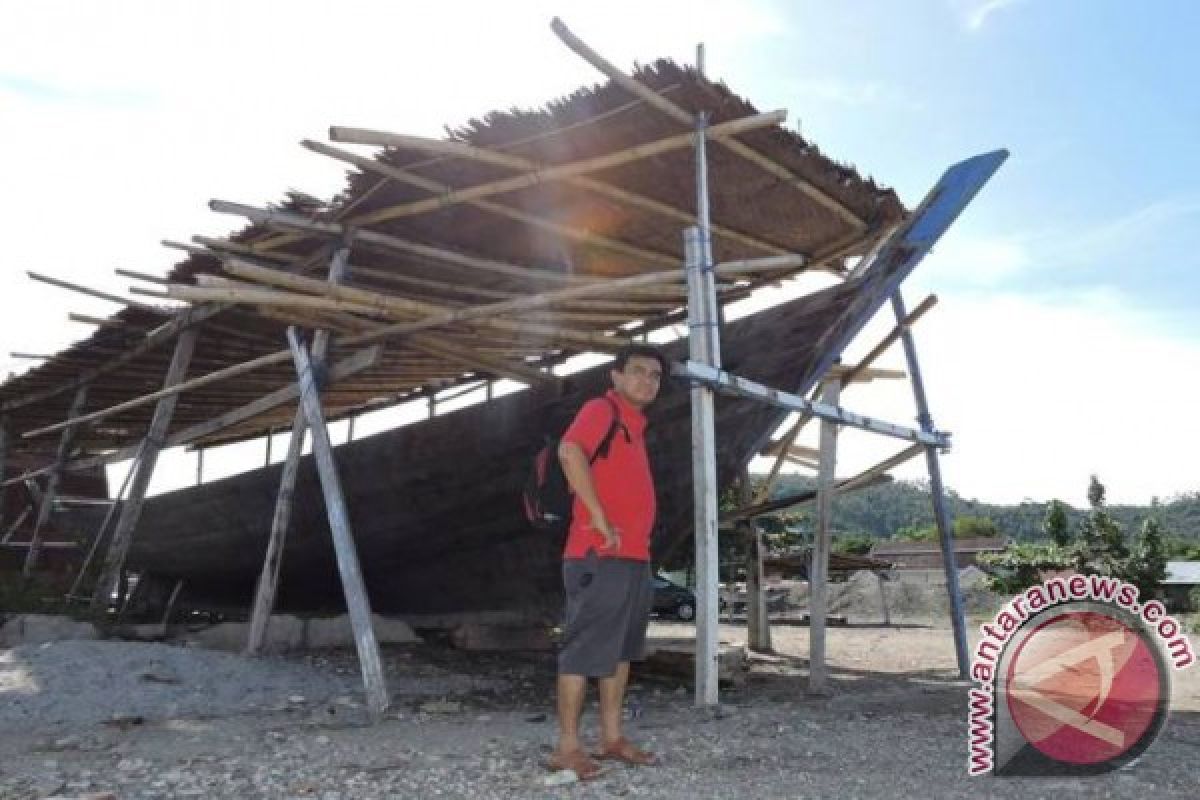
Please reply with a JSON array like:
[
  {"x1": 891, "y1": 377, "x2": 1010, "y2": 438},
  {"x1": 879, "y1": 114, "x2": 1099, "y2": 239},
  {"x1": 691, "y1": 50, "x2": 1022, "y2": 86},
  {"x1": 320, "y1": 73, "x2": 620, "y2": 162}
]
[
  {"x1": 594, "y1": 737, "x2": 658, "y2": 766},
  {"x1": 547, "y1": 749, "x2": 602, "y2": 780}
]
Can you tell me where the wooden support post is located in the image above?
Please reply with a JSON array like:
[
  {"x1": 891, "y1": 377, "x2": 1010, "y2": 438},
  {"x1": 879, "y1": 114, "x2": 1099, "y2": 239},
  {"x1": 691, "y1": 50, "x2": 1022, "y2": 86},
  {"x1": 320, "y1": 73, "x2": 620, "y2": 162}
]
[
  {"x1": 741, "y1": 470, "x2": 772, "y2": 653},
  {"x1": 892, "y1": 291, "x2": 970, "y2": 678},
  {"x1": 66, "y1": 464, "x2": 134, "y2": 603},
  {"x1": 809, "y1": 376, "x2": 841, "y2": 694},
  {"x1": 346, "y1": 416, "x2": 355, "y2": 443},
  {"x1": 286, "y1": 326, "x2": 389, "y2": 717},
  {"x1": 686, "y1": 223, "x2": 721, "y2": 707},
  {"x1": 247, "y1": 245, "x2": 350, "y2": 656},
  {"x1": 195, "y1": 448, "x2": 204, "y2": 486},
  {"x1": 160, "y1": 579, "x2": 184, "y2": 633},
  {"x1": 90, "y1": 328, "x2": 198, "y2": 612},
  {"x1": 264, "y1": 429, "x2": 273, "y2": 466},
  {"x1": 23, "y1": 386, "x2": 88, "y2": 578}
]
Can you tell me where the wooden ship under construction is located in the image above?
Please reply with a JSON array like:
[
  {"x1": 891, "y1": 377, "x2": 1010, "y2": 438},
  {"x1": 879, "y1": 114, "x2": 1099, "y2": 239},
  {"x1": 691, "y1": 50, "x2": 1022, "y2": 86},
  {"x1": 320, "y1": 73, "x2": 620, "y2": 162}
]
[{"x1": 1, "y1": 22, "x2": 1003, "y2": 703}]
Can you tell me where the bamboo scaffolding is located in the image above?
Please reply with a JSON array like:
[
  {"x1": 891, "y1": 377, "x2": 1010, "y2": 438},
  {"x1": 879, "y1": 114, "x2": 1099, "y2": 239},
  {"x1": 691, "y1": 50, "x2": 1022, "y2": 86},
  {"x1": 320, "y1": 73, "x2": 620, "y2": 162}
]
[
  {"x1": 328, "y1": 111, "x2": 785, "y2": 229},
  {"x1": 303, "y1": 139, "x2": 680, "y2": 269},
  {"x1": 209, "y1": 200, "x2": 599, "y2": 289},
  {"x1": 1, "y1": 304, "x2": 226, "y2": 414},
  {"x1": 327, "y1": 132, "x2": 793, "y2": 259},
  {"x1": 2, "y1": 345, "x2": 384, "y2": 488},
  {"x1": 550, "y1": 17, "x2": 866, "y2": 231}
]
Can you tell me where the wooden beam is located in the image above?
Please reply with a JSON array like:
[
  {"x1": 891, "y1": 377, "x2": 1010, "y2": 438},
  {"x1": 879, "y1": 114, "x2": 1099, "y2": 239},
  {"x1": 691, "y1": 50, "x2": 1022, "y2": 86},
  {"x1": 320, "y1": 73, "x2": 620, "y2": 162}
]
[
  {"x1": 329, "y1": 110, "x2": 786, "y2": 229},
  {"x1": 247, "y1": 244, "x2": 351, "y2": 656},
  {"x1": 550, "y1": 17, "x2": 866, "y2": 231},
  {"x1": 303, "y1": 138, "x2": 680, "y2": 268},
  {"x1": 22, "y1": 386, "x2": 88, "y2": 578},
  {"x1": 809, "y1": 377, "x2": 840, "y2": 693},
  {"x1": 740, "y1": 471, "x2": 772, "y2": 653},
  {"x1": 286, "y1": 327, "x2": 389, "y2": 717},
  {"x1": 90, "y1": 328, "x2": 198, "y2": 611},
  {"x1": 115, "y1": 268, "x2": 168, "y2": 285}
]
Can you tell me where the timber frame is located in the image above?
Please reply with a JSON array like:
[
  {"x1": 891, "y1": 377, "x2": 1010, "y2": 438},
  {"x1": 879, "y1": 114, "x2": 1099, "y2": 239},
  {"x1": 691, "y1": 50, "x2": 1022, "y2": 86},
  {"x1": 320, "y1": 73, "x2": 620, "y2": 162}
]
[{"x1": 0, "y1": 18, "x2": 1005, "y2": 710}]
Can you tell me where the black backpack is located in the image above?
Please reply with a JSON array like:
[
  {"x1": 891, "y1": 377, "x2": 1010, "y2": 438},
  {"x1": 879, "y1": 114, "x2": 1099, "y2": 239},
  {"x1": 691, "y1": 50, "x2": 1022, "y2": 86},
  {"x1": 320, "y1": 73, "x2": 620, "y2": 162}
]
[{"x1": 522, "y1": 396, "x2": 625, "y2": 535}]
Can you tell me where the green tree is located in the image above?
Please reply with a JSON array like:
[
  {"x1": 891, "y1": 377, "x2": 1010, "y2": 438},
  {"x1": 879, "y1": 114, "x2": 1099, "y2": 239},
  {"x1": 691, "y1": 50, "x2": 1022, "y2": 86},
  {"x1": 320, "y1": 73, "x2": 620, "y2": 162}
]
[
  {"x1": 1044, "y1": 499, "x2": 1070, "y2": 547},
  {"x1": 832, "y1": 533, "x2": 876, "y2": 556},
  {"x1": 954, "y1": 515, "x2": 999, "y2": 538},
  {"x1": 1126, "y1": 517, "x2": 1169, "y2": 597}
]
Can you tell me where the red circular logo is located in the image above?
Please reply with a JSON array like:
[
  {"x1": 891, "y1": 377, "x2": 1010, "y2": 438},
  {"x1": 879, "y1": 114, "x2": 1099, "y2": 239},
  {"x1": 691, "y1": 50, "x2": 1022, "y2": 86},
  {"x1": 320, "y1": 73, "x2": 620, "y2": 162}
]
[{"x1": 1005, "y1": 610, "x2": 1163, "y2": 766}]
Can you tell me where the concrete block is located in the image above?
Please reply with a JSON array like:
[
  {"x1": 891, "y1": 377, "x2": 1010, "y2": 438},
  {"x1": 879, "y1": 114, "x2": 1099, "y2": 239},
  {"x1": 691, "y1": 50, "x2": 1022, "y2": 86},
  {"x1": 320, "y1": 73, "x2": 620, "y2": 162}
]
[
  {"x1": 304, "y1": 613, "x2": 420, "y2": 649},
  {"x1": 187, "y1": 615, "x2": 304, "y2": 653},
  {"x1": 0, "y1": 614, "x2": 99, "y2": 647}
]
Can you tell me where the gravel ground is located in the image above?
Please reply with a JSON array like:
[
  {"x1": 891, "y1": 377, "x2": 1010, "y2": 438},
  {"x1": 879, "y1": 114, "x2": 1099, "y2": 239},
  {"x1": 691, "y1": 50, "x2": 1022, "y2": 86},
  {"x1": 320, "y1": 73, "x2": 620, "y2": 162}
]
[{"x1": 1, "y1": 622, "x2": 1197, "y2": 799}]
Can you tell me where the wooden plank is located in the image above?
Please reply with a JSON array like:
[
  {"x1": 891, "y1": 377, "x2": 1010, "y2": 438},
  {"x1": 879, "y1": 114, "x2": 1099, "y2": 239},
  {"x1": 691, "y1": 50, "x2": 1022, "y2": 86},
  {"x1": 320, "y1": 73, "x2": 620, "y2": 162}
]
[
  {"x1": 740, "y1": 471, "x2": 772, "y2": 653},
  {"x1": 22, "y1": 386, "x2": 89, "y2": 578},
  {"x1": 287, "y1": 327, "x2": 389, "y2": 717},
  {"x1": 90, "y1": 328, "x2": 198, "y2": 612},
  {"x1": 808, "y1": 377, "x2": 840, "y2": 693},
  {"x1": 247, "y1": 245, "x2": 350, "y2": 656}
]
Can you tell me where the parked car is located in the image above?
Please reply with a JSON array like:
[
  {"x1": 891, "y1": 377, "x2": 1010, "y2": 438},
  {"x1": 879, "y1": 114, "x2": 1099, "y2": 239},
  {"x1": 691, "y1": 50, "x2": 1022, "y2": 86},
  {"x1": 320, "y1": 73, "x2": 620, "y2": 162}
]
[{"x1": 652, "y1": 574, "x2": 696, "y2": 620}]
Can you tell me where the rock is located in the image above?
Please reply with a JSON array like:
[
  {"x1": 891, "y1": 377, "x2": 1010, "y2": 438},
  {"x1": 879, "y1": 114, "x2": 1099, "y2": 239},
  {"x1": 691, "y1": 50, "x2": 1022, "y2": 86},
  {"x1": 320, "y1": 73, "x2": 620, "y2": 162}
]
[
  {"x1": 186, "y1": 615, "x2": 305, "y2": 652},
  {"x1": 0, "y1": 614, "x2": 98, "y2": 647},
  {"x1": 304, "y1": 613, "x2": 420, "y2": 648},
  {"x1": 420, "y1": 700, "x2": 462, "y2": 714},
  {"x1": 543, "y1": 769, "x2": 579, "y2": 787}
]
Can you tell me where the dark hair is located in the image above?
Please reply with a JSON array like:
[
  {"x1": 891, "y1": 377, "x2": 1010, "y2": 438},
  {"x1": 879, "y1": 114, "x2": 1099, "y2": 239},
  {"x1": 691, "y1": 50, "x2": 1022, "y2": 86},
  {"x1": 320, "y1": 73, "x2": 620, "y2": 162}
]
[{"x1": 612, "y1": 343, "x2": 667, "y2": 375}]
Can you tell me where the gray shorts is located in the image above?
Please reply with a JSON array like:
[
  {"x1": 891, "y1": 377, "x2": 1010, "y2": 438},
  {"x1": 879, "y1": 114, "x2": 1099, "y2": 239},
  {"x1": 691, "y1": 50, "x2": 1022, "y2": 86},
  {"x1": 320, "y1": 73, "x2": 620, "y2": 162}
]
[{"x1": 558, "y1": 552, "x2": 653, "y2": 678}]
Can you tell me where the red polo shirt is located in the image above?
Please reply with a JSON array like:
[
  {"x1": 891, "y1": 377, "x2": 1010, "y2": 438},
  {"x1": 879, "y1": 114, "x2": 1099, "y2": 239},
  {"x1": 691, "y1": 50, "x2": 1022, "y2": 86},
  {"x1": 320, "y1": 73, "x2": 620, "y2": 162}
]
[{"x1": 561, "y1": 389, "x2": 655, "y2": 562}]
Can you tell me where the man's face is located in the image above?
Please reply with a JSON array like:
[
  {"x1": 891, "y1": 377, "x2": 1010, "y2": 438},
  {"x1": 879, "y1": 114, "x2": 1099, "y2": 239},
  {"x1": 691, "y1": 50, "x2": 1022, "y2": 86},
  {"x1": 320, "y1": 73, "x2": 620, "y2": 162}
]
[{"x1": 611, "y1": 355, "x2": 663, "y2": 409}]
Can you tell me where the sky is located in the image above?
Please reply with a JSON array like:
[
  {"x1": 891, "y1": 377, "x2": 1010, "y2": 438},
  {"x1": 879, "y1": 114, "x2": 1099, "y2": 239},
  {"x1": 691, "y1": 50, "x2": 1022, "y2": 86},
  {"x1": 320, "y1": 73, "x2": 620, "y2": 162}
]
[{"x1": 1, "y1": 1, "x2": 1197, "y2": 509}]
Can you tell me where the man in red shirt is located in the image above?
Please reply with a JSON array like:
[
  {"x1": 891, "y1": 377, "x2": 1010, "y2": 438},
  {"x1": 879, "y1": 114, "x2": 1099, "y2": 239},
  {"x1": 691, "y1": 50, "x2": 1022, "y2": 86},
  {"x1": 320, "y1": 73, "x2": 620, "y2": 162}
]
[{"x1": 548, "y1": 344, "x2": 665, "y2": 779}]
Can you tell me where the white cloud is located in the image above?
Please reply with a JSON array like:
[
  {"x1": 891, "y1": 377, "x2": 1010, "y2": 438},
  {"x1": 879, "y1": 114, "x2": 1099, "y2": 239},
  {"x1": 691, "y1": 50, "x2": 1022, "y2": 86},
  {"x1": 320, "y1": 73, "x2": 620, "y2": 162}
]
[
  {"x1": 918, "y1": 229, "x2": 1031, "y2": 288},
  {"x1": 758, "y1": 285, "x2": 1200, "y2": 508},
  {"x1": 952, "y1": 0, "x2": 1025, "y2": 32}
]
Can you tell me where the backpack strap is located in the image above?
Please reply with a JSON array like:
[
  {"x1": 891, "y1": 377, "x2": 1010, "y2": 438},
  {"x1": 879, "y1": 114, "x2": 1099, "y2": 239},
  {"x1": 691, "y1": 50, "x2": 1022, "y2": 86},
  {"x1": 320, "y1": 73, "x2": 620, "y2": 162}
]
[{"x1": 590, "y1": 396, "x2": 628, "y2": 464}]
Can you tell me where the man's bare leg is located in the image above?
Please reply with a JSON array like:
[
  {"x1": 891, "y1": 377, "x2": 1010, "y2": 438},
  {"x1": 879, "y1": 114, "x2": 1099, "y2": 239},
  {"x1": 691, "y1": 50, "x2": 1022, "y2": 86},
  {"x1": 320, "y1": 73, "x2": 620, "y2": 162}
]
[
  {"x1": 556, "y1": 673, "x2": 588, "y2": 754},
  {"x1": 597, "y1": 661, "x2": 629, "y2": 747}
]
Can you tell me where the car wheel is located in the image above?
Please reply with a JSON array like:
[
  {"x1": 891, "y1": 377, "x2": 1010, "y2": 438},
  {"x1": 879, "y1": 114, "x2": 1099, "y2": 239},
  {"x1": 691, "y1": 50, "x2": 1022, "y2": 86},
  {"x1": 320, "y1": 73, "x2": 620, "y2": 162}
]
[{"x1": 675, "y1": 601, "x2": 695, "y2": 621}]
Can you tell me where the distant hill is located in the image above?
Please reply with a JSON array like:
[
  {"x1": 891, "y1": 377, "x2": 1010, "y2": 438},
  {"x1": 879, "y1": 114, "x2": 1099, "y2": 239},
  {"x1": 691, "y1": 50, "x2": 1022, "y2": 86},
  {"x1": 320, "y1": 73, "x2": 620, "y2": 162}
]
[{"x1": 758, "y1": 475, "x2": 1200, "y2": 543}]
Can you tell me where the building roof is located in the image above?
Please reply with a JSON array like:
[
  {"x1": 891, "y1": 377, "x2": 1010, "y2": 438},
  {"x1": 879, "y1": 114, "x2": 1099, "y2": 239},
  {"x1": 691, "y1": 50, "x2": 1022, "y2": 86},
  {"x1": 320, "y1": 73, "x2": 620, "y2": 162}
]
[
  {"x1": 870, "y1": 537, "x2": 1009, "y2": 557},
  {"x1": 1164, "y1": 561, "x2": 1200, "y2": 585}
]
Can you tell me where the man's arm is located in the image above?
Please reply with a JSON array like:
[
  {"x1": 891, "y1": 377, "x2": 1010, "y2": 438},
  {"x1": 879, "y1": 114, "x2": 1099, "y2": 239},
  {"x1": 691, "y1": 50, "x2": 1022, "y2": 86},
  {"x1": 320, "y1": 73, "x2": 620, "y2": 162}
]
[{"x1": 558, "y1": 440, "x2": 620, "y2": 551}]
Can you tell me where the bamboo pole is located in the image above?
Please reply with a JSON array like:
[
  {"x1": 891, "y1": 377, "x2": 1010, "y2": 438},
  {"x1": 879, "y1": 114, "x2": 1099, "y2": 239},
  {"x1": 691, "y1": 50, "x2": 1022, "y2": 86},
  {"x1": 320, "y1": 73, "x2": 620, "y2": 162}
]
[
  {"x1": 210, "y1": 200, "x2": 597, "y2": 288},
  {"x1": 303, "y1": 139, "x2": 680, "y2": 269},
  {"x1": 328, "y1": 129, "x2": 792, "y2": 258},
  {"x1": 90, "y1": 328, "x2": 198, "y2": 612},
  {"x1": 225, "y1": 253, "x2": 798, "y2": 337},
  {"x1": 550, "y1": 17, "x2": 866, "y2": 231},
  {"x1": 330, "y1": 111, "x2": 784, "y2": 229},
  {"x1": 22, "y1": 387, "x2": 89, "y2": 578},
  {"x1": 26, "y1": 271, "x2": 166, "y2": 314},
  {"x1": 286, "y1": 327, "x2": 389, "y2": 717}
]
